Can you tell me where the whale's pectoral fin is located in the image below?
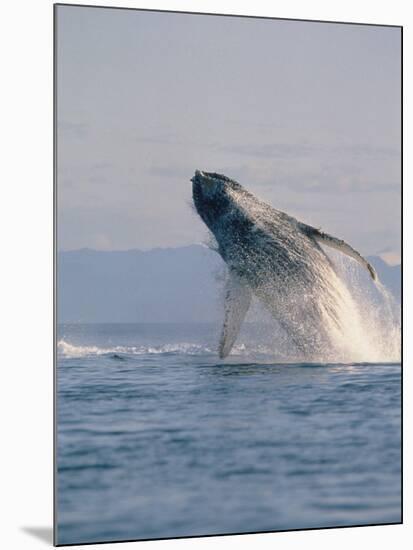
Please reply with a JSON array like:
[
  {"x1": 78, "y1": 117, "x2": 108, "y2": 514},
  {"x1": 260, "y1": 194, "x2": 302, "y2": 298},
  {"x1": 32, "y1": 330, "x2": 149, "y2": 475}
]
[
  {"x1": 219, "y1": 272, "x2": 252, "y2": 359},
  {"x1": 301, "y1": 223, "x2": 377, "y2": 281}
]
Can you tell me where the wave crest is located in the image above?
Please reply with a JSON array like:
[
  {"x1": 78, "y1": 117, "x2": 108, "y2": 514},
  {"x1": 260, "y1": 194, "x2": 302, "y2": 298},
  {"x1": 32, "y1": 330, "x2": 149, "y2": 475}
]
[{"x1": 57, "y1": 339, "x2": 215, "y2": 359}]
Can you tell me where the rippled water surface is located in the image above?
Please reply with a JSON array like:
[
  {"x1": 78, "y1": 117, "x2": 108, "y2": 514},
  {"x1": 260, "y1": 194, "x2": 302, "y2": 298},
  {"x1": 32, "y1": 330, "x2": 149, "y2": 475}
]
[{"x1": 57, "y1": 323, "x2": 401, "y2": 545}]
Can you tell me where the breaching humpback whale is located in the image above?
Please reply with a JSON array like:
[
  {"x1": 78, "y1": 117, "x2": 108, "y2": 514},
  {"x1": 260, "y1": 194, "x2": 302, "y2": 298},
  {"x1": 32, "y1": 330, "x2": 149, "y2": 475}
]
[{"x1": 191, "y1": 170, "x2": 377, "y2": 359}]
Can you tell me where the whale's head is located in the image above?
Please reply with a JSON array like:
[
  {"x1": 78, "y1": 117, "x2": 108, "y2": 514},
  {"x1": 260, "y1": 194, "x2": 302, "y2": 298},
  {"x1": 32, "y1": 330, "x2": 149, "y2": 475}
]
[{"x1": 191, "y1": 170, "x2": 245, "y2": 232}]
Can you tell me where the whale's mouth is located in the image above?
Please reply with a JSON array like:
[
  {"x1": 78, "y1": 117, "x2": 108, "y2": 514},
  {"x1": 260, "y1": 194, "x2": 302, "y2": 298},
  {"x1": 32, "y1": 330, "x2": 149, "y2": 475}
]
[
  {"x1": 191, "y1": 170, "x2": 233, "y2": 184},
  {"x1": 191, "y1": 170, "x2": 208, "y2": 186},
  {"x1": 192, "y1": 169, "x2": 206, "y2": 180},
  {"x1": 191, "y1": 171, "x2": 235, "y2": 205},
  {"x1": 191, "y1": 171, "x2": 217, "y2": 201},
  {"x1": 191, "y1": 170, "x2": 233, "y2": 224}
]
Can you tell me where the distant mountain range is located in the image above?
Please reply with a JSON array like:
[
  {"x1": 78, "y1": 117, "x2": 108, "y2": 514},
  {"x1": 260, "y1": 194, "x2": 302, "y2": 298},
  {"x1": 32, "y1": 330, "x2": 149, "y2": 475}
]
[{"x1": 57, "y1": 245, "x2": 401, "y2": 323}]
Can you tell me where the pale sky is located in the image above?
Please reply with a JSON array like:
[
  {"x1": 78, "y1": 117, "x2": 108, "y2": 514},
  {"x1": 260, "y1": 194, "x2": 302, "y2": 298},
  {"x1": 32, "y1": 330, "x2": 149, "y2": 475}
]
[{"x1": 56, "y1": 5, "x2": 401, "y2": 262}]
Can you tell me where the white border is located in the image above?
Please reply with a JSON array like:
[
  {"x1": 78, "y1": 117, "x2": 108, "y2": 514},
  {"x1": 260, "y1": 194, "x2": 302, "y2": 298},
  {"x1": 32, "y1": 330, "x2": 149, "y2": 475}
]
[{"x1": 1, "y1": 1, "x2": 409, "y2": 549}]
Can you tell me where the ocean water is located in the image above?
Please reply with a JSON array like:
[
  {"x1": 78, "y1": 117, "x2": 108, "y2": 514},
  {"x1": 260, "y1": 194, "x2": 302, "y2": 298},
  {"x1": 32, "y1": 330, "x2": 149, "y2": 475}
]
[{"x1": 56, "y1": 323, "x2": 401, "y2": 545}]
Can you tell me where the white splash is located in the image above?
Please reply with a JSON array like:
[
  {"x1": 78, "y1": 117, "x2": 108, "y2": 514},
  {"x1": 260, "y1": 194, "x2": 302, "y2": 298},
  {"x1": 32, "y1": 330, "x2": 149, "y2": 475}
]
[{"x1": 316, "y1": 252, "x2": 400, "y2": 363}]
